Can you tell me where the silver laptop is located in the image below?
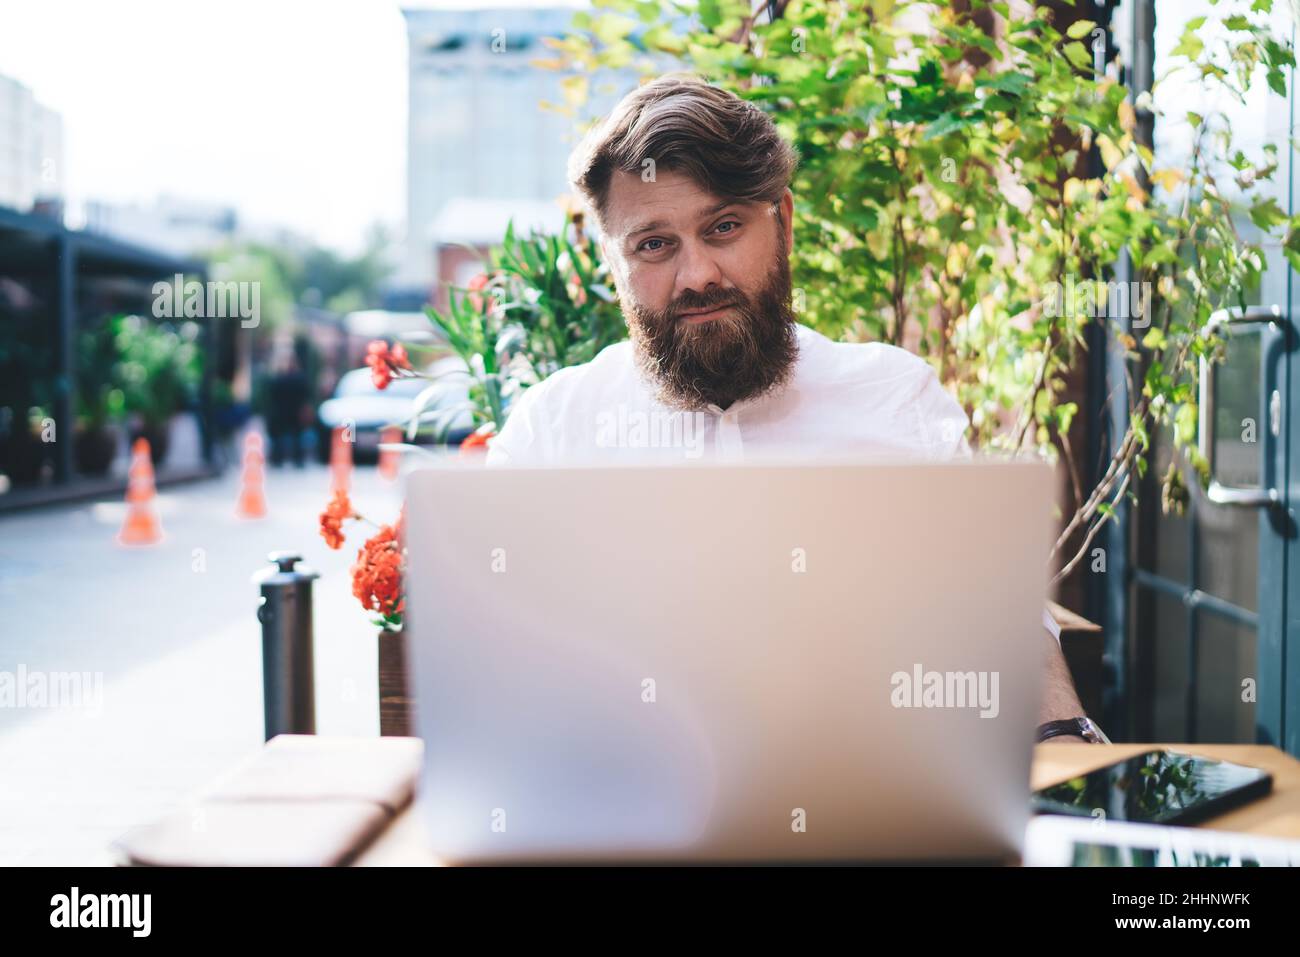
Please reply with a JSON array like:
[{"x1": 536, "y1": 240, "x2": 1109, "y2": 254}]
[{"x1": 404, "y1": 458, "x2": 1053, "y2": 863}]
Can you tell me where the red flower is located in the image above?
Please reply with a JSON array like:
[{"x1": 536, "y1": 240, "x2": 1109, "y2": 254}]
[
  {"x1": 466, "y1": 272, "x2": 490, "y2": 313},
  {"x1": 351, "y1": 522, "x2": 405, "y2": 618},
  {"x1": 459, "y1": 429, "x2": 495, "y2": 456},
  {"x1": 317, "y1": 491, "x2": 406, "y2": 626},
  {"x1": 319, "y1": 489, "x2": 354, "y2": 550},
  {"x1": 365, "y1": 340, "x2": 412, "y2": 390},
  {"x1": 567, "y1": 271, "x2": 588, "y2": 307}
]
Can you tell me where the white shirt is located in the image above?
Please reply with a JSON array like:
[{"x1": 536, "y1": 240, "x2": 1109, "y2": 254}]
[
  {"x1": 486, "y1": 322, "x2": 1063, "y2": 646},
  {"x1": 486, "y1": 323, "x2": 971, "y2": 466}
]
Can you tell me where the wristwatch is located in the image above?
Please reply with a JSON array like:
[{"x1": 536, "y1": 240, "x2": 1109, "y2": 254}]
[{"x1": 1035, "y1": 716, "x2": 1110, "y2": 744}]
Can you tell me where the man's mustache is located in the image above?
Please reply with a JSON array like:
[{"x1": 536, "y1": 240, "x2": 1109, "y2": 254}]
[{"x1": 670, "y1": 289, "x2": 743, "y2": 318}]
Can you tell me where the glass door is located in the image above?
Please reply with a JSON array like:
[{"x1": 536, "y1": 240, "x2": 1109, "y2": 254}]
[{"x1": 1115, "y1": 2, "x2": 1296, "y2": 753}]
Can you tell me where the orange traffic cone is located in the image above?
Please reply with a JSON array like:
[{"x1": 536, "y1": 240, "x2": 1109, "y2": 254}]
[
  {"x1": 378, "y1": 426, "x2": 401, "y2": 481},
  {"x1": 329, "y1": 426, "x2": 353, "y2": 493},
  {"x1": 117, "y1": 438, "x2": 163, "y2": 546},
  {"x1": 235, "y1": 432, "x2": 268, "y2": 519}
]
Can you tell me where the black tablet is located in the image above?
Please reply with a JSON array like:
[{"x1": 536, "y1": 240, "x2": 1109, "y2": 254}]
[{"x1": 1031, "y1": 749, "x2": 1273, "y2": 826}]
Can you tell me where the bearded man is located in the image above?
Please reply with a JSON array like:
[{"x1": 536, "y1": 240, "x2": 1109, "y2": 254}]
[{"x1": 487, "y1": 73, "x2": 1102, "y2": 745}]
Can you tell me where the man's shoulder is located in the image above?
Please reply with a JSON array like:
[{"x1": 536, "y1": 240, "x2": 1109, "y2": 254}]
[
  {"x1": 506, "y1": 339, "x2": 639, "y2": 427},
  {"x1": 793, "y1": 324, "x2": 968, "y2": 458}
]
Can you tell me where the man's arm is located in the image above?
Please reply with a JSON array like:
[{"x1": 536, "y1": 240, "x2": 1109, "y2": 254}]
[{"x1": 1039, "y1": 629, "x2": 1089, "y2": 743}]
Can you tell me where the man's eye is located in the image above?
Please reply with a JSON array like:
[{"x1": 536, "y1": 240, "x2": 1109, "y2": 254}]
[
  {"x1": 714, "y1": 221, "x2": 741, "y2": 236},
  {"x1": 638, "y1": 238, "x2": 669, "y2": 253}
]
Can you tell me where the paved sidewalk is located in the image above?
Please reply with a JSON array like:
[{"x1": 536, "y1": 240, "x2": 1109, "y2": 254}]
[{"x1": 0, "y1": 462, "x2": 404, "y2": 865}]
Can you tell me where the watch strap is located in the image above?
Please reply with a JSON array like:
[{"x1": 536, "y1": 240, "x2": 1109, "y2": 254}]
[{"x1": 1035, "y1": 717, "x2": 1107, "y2": 743}]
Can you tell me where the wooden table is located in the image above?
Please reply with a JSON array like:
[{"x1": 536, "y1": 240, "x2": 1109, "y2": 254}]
[{"x1": 353, "y1": 742, "x2": 1300, "y2": 865}]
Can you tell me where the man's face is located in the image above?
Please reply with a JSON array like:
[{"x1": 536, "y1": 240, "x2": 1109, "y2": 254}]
[{"x1": 599, "y1": 169, "x2": 798, "y2": 411}]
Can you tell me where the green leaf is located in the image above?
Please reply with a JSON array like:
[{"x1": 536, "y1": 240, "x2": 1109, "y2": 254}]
[
  {"x1": 923, "y1": 111, "x2": 976, "y2": 140},
  {"x1": 984, "y1": 71, "x2": 1032, "y2": 97},
  {"x1": 1285, "y1": 217, "x2": 1300, "y2": 253},
  {"x1": 1171, "y1": 21, "x2": 1205, "y2": 60},
  {"x1": 589, "y1": 12, "x2": 637, "y2": 44},
  {"x1": 1249, "y1": 197, "x2": 1286, "y2": 231},
  {"x1": 1062, "y1": 41, "x2": 1092, "y2": 70},
  {"x1": 1174, "y1": 403, "x2": 1198, "y2": 447}
]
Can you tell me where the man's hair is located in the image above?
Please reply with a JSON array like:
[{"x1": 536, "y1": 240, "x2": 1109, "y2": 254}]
[{"x1": 567, "y1": 73, "x2": 798, "y2": 227}]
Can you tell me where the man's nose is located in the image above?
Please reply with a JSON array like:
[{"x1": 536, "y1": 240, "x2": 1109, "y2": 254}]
[{"x1": 674, "y1": 241, "x2": 724, "y2": 298}]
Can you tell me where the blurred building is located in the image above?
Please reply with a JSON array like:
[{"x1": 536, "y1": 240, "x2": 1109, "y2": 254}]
[
  {"x1": 82, "y1": 196, "x2": 316, "y2": 262},
  {"x1": 400, "y1": 2, "x2": 610, "y2": 292},
  {"x1": 83, "y1": 196, "x2": 239, "y2": 259},
  {"x1": 0, "y1": 72, "x2": 63, "y2": 216}
]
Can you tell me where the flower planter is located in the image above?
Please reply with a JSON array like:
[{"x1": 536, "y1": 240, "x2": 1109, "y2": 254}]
[{"x1": 378, "y1": 629, "x2": 413, "y2": 737}]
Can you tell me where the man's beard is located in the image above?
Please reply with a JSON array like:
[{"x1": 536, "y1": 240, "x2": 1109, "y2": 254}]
[{"x1": 623, "y1": 252, "x2": 798, "y2": 412}]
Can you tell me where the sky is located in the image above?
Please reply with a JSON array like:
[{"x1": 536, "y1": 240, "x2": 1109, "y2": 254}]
[
  {"x1": 0, "y1": 0, "x2": 419, "y2": 253},
  {"x1": 1, "y1": 0, "x2": 1287, "y2": 255}
]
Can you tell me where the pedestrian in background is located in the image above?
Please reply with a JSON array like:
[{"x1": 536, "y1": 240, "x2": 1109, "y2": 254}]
[{"x1": 267, "y1": 352, "x2": 310, "y2": 468}]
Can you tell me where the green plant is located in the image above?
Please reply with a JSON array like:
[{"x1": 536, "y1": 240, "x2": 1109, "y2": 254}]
[
  {"x1": 109, "y1": 314, "x2": 203, "y2": 428},
  {"x1": 545, "y1": 0, "x2": 1294, "y2": 580},
  {"x1": 419, "y1": 212, "x2": 627, "y2": 434},
  {"x1": 75, "y1": 320, "x2": 125, "y2": 429}
]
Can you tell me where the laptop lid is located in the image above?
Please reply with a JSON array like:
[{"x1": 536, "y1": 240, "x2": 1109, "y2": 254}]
[{"x1": 404, "y1": 459, "x2": 1053, "y2": 863}]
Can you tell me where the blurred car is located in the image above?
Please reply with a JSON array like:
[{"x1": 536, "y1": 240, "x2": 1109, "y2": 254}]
[{"x1": 316, "y1": 358, "x2": 475, "y2": 462}]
